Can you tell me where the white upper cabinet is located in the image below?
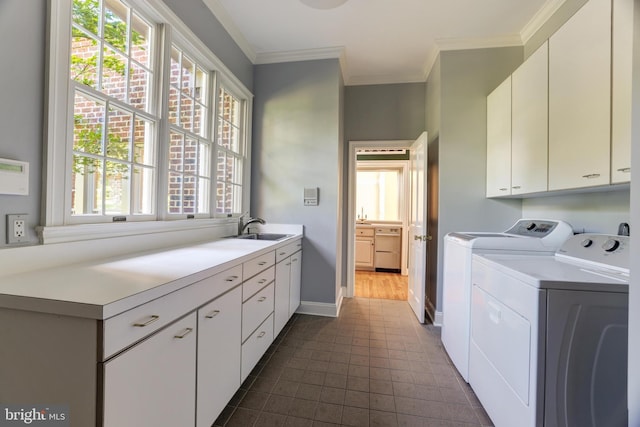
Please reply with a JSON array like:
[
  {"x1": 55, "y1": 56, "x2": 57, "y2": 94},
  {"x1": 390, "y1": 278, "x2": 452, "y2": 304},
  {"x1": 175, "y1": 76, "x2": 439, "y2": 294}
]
[
  {"x1": 511, "y1": 42, "x2": 548, "y2": 195},
  {"x1": 486, "y1": 76, "x2": 512, "y2": 197},
  {"x1": 611, "y1": 0, "x2": 633, "y2": 183},
  {"x1": 548, "y1": 0, "x2": 611, "y2": 190}
]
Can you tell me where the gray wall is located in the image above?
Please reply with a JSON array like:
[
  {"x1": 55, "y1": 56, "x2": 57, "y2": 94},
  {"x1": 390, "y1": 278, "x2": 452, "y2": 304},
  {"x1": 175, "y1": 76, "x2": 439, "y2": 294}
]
[
  {"x1": 162, "y1": 0, "x2": 253, "y2": 91},
  {"x1": 522, "y1": 191, "x2": 630, "y2": 234},
  {"x1": 0, "y1": 0, "x2": 252, "y2": 249},
  {"x1": 252, "y1": 59, "x2": 343, "y2": 305},
  {"x1": 433, "y1": 47, "x2": 524, "y2": 312},
  {"x1": 0, "y1": 0, "x2": 46, "y2": 246},
  {"x1": 344, "y1": 83, "x2": 426, "y2": 141}
]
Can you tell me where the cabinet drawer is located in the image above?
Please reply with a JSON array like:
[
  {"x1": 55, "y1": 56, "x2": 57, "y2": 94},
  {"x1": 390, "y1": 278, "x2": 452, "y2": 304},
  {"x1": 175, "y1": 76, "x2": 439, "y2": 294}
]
[
  {"x1": 243, "y1": 266, "x2": 275, "y2": 302},
  {"x1": 275, "y1": 239, "x2": 303, "y2": 263},
  {"x1": 241, "y1": 313, "x2": 274, "y2": 382},
  {"x1": 243, "y1": 252, "x2": 275, "y2": 280},
  {"x1": 356, "y1": 228, "x2": 374, "y2": 237},
  {"x1": 103, "y1": 265, "x2": 242, "y2": 360},
  {"x1": 242, "y1": 283, "x2": 274, "y2": 342}
]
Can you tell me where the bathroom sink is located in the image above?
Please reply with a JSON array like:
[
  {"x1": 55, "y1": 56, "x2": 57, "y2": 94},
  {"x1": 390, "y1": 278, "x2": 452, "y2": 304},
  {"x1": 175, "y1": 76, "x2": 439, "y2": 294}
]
[{"x1": 233, "y1": 233, "x2": 292, "y2": 241}]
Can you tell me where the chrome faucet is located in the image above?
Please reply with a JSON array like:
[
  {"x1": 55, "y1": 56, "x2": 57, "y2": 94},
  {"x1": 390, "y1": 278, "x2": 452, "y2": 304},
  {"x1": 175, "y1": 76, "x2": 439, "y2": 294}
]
[{"x1": 238, "y1": 214, "x2": 266, "y2": 235}]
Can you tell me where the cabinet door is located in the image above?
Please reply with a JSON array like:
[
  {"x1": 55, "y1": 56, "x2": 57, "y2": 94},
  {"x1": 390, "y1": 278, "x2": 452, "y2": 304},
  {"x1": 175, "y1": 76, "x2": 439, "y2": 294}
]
[
  {"x1": 511, "y1": 42, "x2": 548, "y2": 195},
  {"x1": 355, "y1": 237, "x2": 374, "y2": 267},
  {"x1": 103, "y1": 312, "x2": 197, "y2": 427},
  {"x1": 196, "y1": 286, "x2": 241, "y2": 427},
  {"x1": 274, "y1": 257, "x2": 291, "y2": 336},
  {"x1": 486, "y1": 76, "x2": 512, "y2": 197},
  {"x1": 611, "y1": 0, "x2": 633, "y2": 183},
  {"x1": 549, "y1": 0, "x2": 611, "y2": 190},
  {"x1": 289, "y1": 251, "x2": 302, "y2": 316}
]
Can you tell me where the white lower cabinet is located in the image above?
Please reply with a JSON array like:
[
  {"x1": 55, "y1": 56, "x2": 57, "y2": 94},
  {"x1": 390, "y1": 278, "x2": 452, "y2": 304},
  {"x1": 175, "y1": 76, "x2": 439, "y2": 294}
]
[
  {"x1": 274, "y1": 239, "x2": 303, "y2": 336},
  {"x1": 241, "y1": 313, "x2": 274, "y2": 382},
  {"x1": 289, "y1": 252, "x2": 302, "y2": 316},
  {"x1": 103, "y1": 312, "x2": 197, "y2": 427},
  {"x1": 196, "y1": 286, "x2": 242, "y2": 427}
]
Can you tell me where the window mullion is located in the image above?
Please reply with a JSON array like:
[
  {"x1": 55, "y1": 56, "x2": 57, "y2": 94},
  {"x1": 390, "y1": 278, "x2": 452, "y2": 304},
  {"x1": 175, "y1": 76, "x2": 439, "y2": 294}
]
[
  {"x1": 209, "y1": 71, "x2": 220, "y2": 217},
  {"x1": 155, "y1": 23, "x2": 171, "y2": 220}
]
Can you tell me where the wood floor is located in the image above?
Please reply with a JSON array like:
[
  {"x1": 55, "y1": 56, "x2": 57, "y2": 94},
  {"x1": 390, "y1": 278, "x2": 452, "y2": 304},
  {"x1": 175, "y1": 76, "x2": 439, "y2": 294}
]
[{"x1": 354, "y1": 270, "x2": 408, "y2": 300}]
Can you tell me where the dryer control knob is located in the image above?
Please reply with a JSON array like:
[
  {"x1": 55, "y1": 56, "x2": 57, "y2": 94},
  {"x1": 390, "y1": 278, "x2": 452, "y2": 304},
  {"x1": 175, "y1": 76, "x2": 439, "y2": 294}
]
[
  {"x1": 525, "y1": 222, "x2": 536, "y2": 231},
  {"x1": 602, "y1": 239, "x2": 621, "y2": 252},
  {"x1": 581, "y1": 238, "x2": 593, "y2": 248}
]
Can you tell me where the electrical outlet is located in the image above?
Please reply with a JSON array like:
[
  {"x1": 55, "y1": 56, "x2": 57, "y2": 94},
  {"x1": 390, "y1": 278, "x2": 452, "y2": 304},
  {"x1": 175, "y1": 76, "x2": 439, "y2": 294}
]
[{"x1": 7, "y1": 214, "x2": 27, "y2": 244}]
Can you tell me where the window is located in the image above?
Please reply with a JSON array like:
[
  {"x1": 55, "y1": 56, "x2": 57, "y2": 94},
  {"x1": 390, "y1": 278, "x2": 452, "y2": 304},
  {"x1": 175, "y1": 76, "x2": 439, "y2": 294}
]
[
  {"x1": 44, "y1": 0, "x2": 252, "y2": 239},
  {"x1": 167, "y1": 45, "x2": 212, "y2": 216},
  {"x1": 215, "y1": 87, "x2": 245, "y2": 215},
  {"x1": 70, "y1": 0, "x2": 157, "y2": 220},
  {"x1": 356, "y1": 169, "x2": 401, "y2": 221}
]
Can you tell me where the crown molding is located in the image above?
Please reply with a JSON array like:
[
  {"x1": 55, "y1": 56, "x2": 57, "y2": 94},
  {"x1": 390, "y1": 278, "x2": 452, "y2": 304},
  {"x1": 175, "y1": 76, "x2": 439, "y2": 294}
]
[
  {"x1": 202, "y1": 0, "x2": 257, "y2": 63},
  {"x1": 436, "y1": 33, "x2": 523, "y2": 52},
  {"x1": 520, "y1": 0, "x2": 566, "y2": 44},
  {"x1": 346, "y1": 72, "x2": 426, "y2": 86},
  {"x1": 255, "y1": 46, "x2": 345, "y2": 65}
]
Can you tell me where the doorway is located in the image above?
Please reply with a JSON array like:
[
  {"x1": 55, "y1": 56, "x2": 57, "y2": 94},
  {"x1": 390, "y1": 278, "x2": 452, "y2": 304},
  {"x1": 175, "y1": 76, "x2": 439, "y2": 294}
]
[{"x1": 347, "y1": 140, "x2": 412, "y2": 301}]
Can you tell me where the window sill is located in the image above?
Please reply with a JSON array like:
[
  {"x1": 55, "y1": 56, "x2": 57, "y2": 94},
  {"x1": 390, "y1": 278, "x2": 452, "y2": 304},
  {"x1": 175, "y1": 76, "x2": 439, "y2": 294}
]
[{"x1": 37, "y1": 218, "x2": 238, "y2": 245}]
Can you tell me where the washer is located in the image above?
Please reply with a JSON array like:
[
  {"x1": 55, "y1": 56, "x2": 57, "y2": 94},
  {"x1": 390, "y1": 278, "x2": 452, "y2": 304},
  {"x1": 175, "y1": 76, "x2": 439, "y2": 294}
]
[
  {"x1": 441, "y1": 219, "x2": 573, "y2": 382},
  {"x1": 469, "y1": 234, "x2": 629, "y2": 427}
]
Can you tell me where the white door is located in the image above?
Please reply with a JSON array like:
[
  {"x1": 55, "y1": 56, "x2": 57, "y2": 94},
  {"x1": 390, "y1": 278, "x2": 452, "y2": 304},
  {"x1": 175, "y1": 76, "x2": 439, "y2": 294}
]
[{"x1": 408, "y1": 132, "x2": 428, "y2": 322}]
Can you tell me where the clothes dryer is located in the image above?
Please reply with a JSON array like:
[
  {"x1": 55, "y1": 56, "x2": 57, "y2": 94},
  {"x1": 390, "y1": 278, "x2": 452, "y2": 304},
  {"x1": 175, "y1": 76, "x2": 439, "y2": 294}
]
[{"x1": 441, "y1": 219, "x2": 573, "y2": 382}]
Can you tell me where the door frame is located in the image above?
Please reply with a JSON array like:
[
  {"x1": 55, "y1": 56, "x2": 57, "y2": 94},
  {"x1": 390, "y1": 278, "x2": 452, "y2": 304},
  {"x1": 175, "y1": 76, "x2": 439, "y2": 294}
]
[{"x1": 346, "y1": 140, "x2": 413, "y2": 298}]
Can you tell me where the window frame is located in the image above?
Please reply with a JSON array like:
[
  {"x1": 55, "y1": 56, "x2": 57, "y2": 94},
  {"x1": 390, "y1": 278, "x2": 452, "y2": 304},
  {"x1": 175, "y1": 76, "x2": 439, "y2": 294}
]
[{"x1": 43, "y1": 0, "x2": 253, "y2": 243}]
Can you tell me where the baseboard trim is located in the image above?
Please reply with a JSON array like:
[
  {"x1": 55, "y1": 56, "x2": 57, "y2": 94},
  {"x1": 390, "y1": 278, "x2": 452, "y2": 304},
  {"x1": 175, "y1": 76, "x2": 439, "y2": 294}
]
[
  {"x1": 297, "y1": 289, "x2": 343, "y2": 318},
  {"x1": 434, "y1": 310, "x2": 443, "y2": 327}
]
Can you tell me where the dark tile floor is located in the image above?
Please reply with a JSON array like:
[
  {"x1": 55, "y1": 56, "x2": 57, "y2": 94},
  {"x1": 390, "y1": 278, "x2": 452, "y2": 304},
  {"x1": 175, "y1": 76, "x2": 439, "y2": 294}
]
[{"x1": 214, "y1": 297, "x2": 493, "y2": 427}]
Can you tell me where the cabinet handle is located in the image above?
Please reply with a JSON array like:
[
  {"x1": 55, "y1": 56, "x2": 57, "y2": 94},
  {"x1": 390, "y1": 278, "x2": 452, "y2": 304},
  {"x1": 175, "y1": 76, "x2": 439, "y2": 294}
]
[
  {"x1": 225, "y1": 275, "x2": 239, "y2": 282},
  {"x1": 279, "y1": 252, "x2": 287, "y2": 256},
  {"x1": 205, "y1": 310, "x2": 220, "y2": 319},
  {"x1": 582, "y1": 173, "x2": 601, "y2": 179},
  {"x1": 617, "y1": 167, "x2": 631, "y2": 173},
  {"x1": 258, "y1": 279, "x2": 267, "y2": 284},
  {"x1": 133, "y1": 315, "x2": 159, "y2": 327},
  {"x1": 297, "y1": 243, "x2": 302, "y2": 247},
  {"x1": 292, "y1": 258, "x2": 298, "y2": 262},
  {"x1": 499, "y1": 188, "x2": 508, "y2": 191},
  {"x1": 258, "y1": 261, "x2": 267, "y2": 266},
  {"x1": 512, "y1": 186, "x2": 521, "y2": 189},
  {"x1": 258, "y1": 296, "x2": 267, "y2": 302},
  {"x1": 257, "y1": 331, "x2": 266, "y2": 338},
  {"x1": 174, "y1": 327, "x2": 194, "y2": 339},
  {"x1": 286, "y1": 262, "x2": 291, "y2": 266}
]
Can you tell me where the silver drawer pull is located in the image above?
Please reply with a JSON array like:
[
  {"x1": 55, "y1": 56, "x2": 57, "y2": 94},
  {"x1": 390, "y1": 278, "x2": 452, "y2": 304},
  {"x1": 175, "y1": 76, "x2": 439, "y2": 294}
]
[
  {"x1": 205, "y1": 310, "x2": 220, "y2": 319},
  {"x1": 499, "y1": 187, "x2": 508, "y2": 191},
  {"x1": 133, "y1": 315, "x2": 159, "y2": 327},
  {"x1": 258, "y1": 296, "x2": 267, "y2": 302},
  {"x1": 512, "y1": 185, "x2": 521, "y2": 189},
  {"x1": 286, "y1": 262, "x2": 291, "y2": 266},
  {"x1": 174, "y1": 327, "x2": 193, "y2": 339},
  {"x1": 258, "y1": 279, "x2": 267, "y2": 284},
  {"x1": 279, "y1": 252, "x2": 286, "y2": 256},
  {"x1": 292, "y1": 258, "x2": 298, "y2": 262},
  {"x1": 257, "y1": 331, "x2": 266, "y2": 338},
  {"x1": 225, "y1": 275, "x2": 239, "y2": 282},
  {"x1": 258, "y1": 261, "x2": 267, "y2": 266},
  {"x1": 582, "y1": 173, "x2": 601, "y2": 179},
  {"x1": 297, "y1": 243, "x2": 302, "y2": 247},
  {"x1": 617, "y1": 167, "x2": 631, "y2": 173}
]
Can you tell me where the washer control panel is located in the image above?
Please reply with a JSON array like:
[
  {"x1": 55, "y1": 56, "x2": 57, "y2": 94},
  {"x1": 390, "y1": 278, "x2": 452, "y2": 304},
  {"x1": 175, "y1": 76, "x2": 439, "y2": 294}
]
[
  {"x1": 504, "y1": 219, "x2": 561, "y2": 237},
  {"x1": 557, "y1": 234, "x2": 630, "y2": 271}
]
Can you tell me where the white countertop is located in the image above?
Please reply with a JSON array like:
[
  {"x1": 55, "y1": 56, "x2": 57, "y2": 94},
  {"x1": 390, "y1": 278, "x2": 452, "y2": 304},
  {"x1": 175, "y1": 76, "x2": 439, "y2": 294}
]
[{"x1": 0, "y1": 229, "x2": 302, "y2": 320}]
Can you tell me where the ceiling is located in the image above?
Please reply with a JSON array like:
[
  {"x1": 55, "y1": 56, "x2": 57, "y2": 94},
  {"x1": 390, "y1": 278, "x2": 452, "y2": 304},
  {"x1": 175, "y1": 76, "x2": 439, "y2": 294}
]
[{"x1": 203, "y1": 0, "x2": 565, "y2": 86}]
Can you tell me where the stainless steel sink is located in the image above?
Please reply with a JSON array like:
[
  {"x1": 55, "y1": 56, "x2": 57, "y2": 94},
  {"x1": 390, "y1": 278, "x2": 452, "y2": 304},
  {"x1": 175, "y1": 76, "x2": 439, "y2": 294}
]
[{"x1": 233, "y1": 233, "x2": 292, "y2": 241}]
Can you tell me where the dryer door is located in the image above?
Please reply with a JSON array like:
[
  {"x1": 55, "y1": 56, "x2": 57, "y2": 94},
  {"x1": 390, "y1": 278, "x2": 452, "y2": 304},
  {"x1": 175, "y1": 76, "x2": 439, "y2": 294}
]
[{"x1": 545, "y1": 289, "x2": 628, "y2": 427}]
